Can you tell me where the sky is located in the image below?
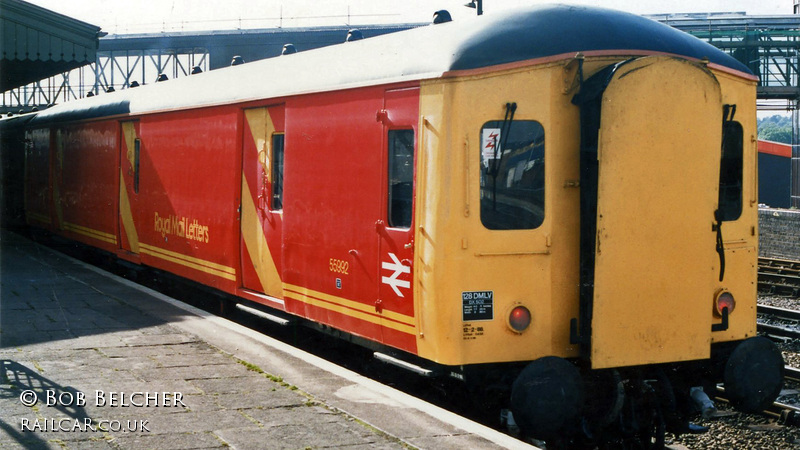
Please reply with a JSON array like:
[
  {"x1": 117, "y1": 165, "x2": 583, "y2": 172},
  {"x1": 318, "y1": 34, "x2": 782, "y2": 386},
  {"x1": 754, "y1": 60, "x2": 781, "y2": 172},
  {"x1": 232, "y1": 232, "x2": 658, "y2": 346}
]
[{"x1": 27, "y1": 0, "x2": 794, "y2": 34}]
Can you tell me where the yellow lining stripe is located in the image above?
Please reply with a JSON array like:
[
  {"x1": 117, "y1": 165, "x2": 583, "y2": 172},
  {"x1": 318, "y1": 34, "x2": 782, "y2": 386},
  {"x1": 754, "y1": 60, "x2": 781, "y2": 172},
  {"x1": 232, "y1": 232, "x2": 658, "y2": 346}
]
[
  {"x1": 62, "y1": 222, "x2": 117, "y2": 245},
  {"x1": 283, "y1": 283, "x2": 416, "y2": 335},
  {"x1": 27, "y1": 211, "x2": 51, "y2": 225},
  {"x1": 139, "y1": 243, "x2": 236, "y2": 281}
]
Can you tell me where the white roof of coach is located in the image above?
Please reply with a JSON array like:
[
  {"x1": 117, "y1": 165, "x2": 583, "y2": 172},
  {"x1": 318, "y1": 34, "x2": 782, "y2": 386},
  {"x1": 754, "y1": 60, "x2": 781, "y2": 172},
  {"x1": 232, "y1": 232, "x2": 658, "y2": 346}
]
[{"x1": 33, "y1": 4, "x2": 750, "y2": 123}]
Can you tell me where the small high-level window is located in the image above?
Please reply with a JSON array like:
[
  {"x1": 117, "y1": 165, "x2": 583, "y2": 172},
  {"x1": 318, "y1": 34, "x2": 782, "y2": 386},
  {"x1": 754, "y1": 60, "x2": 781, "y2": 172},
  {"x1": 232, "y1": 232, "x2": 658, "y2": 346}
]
[
  {"x1": 387, "y1": 129, "x2": 415, "y2": 228},
  {"x1": 479, "y1": 120, "x2": 545, "y2": 230},
  {"x1": 134, "y1": 138, "x2": 141, "y2": 194},
  {"x1": 271, "y1": 134, "x2": 284, "y2": 210}
]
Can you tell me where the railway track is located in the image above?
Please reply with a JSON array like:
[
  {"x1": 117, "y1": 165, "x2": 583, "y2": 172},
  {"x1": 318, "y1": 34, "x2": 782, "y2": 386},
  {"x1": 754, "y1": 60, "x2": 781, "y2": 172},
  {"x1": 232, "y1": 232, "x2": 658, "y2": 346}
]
[
  {"x1": 759, "y1": 257, "x2": 800, "y2": 297},
  {"x1": 757, "y1": 304, "x2": 800, "y2": 426},
  {"x1": 771, "y1": 366, "x2": 800, "y2": 427},
  {"x1": 760, "y1": 257, "x2": 800, "y2": 274},
  {"x1": 758, "y1": 304, "x2": 800, "y2": 339}
]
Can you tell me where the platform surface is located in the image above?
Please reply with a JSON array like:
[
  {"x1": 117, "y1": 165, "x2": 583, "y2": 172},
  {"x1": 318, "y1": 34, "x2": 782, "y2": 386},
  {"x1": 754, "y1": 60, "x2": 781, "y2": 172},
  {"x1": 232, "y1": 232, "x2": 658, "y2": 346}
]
[{"x1": 0, "y1": 231, "x2": 534, "y2": 449}]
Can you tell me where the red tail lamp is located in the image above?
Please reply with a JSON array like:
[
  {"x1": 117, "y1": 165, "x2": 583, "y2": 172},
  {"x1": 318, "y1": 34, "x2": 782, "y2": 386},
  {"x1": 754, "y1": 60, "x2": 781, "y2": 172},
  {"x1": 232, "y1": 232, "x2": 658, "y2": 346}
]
[
  {"x1": 715, "y1": 291, "x2": 735, "y2": 316},
  {"x1": 508, "y1": 305, "x2": 532, "y2": 333}
]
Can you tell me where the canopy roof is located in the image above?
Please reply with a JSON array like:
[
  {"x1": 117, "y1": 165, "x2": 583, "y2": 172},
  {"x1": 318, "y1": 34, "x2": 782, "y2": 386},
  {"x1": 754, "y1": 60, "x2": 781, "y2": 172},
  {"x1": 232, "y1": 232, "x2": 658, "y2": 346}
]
[{"x1": 1, "y1": 0, "x2": 102, "y2": 92}]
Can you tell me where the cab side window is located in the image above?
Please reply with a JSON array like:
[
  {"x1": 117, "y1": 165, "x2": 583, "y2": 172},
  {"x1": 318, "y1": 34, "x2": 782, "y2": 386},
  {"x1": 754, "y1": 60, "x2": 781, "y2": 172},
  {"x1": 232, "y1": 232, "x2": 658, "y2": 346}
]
[
  {"x1": 479, "y1": 120, "x2": 545, "y2": 230},
  {"x1": 718, "y1": 121, "x2": 743, "y2": 221}
]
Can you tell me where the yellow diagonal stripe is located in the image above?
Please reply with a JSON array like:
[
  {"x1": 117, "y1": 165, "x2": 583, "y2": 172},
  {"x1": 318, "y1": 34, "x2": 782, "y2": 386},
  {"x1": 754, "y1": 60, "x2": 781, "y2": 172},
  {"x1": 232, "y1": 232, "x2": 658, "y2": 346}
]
[
  {"x1": 119, "y1": 168, "x2": 139, "y2": 253},
  {"x1": 240, "y1": 175, "x2": 283, "y2": 296},
  {"x1": 122, "y1": 122, "x2": 137, "y2": 168},
  {"x1": 245, "y1": 107, "x2": 274, "y2": 175}
]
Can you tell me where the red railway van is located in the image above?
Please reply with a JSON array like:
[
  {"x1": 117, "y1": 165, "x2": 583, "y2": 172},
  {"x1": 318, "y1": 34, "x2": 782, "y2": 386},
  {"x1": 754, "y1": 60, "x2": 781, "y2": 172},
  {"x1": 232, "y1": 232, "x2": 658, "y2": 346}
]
[{"x1": 18, "y1": 5, "x2": 784, "y2": 443}]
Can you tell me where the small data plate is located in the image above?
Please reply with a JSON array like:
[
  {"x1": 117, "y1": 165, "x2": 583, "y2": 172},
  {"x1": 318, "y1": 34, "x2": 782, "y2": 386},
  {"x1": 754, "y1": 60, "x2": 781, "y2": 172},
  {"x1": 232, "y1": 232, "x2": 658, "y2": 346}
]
[{"x1": 462, "y1": 291, "x2": 494, "y2": 321}]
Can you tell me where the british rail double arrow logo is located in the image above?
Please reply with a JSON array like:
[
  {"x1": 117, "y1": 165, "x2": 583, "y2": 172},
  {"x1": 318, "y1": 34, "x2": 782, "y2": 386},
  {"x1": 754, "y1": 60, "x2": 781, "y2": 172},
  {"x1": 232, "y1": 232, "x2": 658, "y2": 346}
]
[{"x1": 381, "y1": 253, "x2": 410, "y2": 297}]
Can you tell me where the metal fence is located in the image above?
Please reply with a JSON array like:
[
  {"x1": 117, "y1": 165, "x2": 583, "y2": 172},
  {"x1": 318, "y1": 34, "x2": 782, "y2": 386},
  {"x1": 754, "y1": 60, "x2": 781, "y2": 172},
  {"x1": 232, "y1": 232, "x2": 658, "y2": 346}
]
[{"x1": 1, "y1": 48, "x2": 208, "y2": 111}]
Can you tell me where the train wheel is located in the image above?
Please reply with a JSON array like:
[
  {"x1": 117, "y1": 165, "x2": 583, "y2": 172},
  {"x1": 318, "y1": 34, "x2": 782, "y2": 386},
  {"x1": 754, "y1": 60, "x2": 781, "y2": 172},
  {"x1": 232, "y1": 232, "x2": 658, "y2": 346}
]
[
  {"x1": 724, "y1": 336, "x2": 784, "y2": 413},
  {"x1": 510, "y1": 357, "x2": 584, "y2": 440}
]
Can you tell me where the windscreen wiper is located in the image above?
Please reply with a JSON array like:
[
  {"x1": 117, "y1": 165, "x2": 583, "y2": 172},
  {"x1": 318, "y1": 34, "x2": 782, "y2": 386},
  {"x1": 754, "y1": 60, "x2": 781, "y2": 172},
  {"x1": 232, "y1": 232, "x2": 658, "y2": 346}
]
[{"x1": 489, "y1": 102, "x2": 517, "y2": 210}]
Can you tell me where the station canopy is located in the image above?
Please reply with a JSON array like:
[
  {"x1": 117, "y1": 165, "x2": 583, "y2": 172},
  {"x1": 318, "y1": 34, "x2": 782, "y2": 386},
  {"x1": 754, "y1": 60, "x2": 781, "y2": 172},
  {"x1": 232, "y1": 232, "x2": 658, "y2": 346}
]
[{"x1": 1, "y1": 0, "x2": 102, "y2": 91}]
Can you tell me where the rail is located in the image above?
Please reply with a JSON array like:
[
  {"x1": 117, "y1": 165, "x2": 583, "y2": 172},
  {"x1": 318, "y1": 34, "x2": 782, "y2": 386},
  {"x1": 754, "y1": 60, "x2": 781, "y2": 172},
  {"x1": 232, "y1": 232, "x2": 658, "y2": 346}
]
[{"x1": 759, "y1": 257, "x2": 800, "y2": 297}]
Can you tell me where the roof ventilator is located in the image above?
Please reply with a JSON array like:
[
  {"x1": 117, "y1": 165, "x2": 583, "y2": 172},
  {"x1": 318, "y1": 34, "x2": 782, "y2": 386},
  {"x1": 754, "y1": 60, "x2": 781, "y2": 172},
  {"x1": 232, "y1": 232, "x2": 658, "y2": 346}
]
[
  {"x1": 230, "y1": 55, "x2": 245, "y2": 66},
  {"x1": 156, "y1": 73, "x2": 168, "y2": 82},
  {"x1": 281, "y1": 43, "x2": 297, "y2": 55},
  {"x1": 433, "y1": 10, "x2": 452, "y2": 24},
  {"x1": 345, "y1": 29, "x2": 363, "y2": 42}
]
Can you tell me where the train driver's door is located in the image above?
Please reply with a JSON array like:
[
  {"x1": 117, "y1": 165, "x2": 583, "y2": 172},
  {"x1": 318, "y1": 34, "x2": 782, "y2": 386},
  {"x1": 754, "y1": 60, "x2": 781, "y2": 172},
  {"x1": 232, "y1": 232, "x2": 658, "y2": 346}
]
[
  {"x1": 377, "y1": 88, "x2": 419, "y2": 335},
  {"x1": 239, "y1": 106, "x2": 284, "y2": 301},
  {"x1": 118, "y1": 121, "x2": 141, "y2": 256}
]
